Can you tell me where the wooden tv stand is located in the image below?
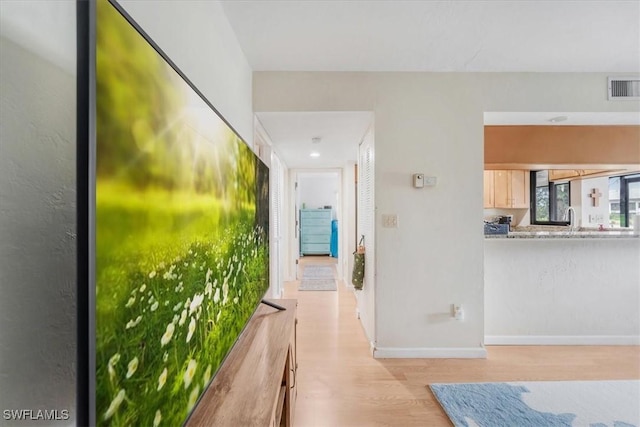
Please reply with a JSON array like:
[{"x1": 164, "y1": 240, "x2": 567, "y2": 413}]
[{"x1": 186, "y1": 299, "x2": 298, "y2": 427}]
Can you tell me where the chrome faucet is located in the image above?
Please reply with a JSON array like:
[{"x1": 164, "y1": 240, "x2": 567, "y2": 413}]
[{"x1": 565, "y1": 207, "x2": 577, "y2": 231}]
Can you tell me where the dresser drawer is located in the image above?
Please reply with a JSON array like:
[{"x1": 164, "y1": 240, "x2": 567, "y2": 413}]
[
  {"x1": 300, "y1": 210, "x2": 331, "y2": 219},
  {"x1": 302, "y1": 226, "x2": 330, "y2": 235},
  {"x1": 301, "y1": 218, "x2": 331, "y2": 227},
  {"x1": 301, "y1": 243, "x2": 330, "y2": 254},
  {"x1": 301, "y1": 234, "x2": 330, "y2": 244}
]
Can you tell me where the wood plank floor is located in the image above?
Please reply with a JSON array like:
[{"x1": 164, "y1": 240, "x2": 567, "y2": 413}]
[{"x1": 284, "y1": 256, "x2": 640, "y2": 427}]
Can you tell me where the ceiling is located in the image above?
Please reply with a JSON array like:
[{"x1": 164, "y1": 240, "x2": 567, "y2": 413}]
[
  {"x1": 221, "y1": 0, "x2": 640, "y2": 72},
  {"x1": 256, "y1": 112, "x2": 373, "y2": 168},
  {"x1": 227, "y1": 1, "x2": 640, "y2": 170}
]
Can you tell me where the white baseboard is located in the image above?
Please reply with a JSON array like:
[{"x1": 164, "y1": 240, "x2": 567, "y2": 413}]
[
  {"x1": 373, "y1": 347, "x2": 487, "y2": 359},
  {"x1": 485, "y1": 335, "x2": 640, "y2": 345}
]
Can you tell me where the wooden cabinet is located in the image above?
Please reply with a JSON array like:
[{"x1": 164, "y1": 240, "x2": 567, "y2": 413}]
[
  {"x1": 186, "y1": 300, "x2": 298, "y2": 427},
  {"x1": 485, "y1": 170, "x2": 530, "y2": 209},
  {"x1": 548, "y1": 169, "x2": 609, "y2": 181},
  {"x1": 300, "y1": 209, "x2": 331, "y2": 255},
  {"x1": 483, "y1": 171, "x2": 495, "y2": 208}
]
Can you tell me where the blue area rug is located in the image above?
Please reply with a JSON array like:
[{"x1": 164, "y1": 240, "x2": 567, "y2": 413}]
[{"x1": 430, "y1": 380, "x2": 640, "y2": 427}]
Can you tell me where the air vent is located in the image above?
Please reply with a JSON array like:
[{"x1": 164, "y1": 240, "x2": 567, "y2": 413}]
[{"x1": 608, "y1": 76, "x2": 640, "y2": 100}]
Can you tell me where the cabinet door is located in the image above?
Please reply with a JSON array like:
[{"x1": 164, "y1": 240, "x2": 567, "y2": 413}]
[
  {"x1": 549, "y1": 169, "x2": 578, "y2": 181},
  {"x1": 483, "y1": 171, "x2": 495, "y2": 208},
  {"x1": 509, "y1": 170, "x2": 530, "y2": 208},
  {"x1": 493, "y1": 170, "x2": 510, "y2": 208}
]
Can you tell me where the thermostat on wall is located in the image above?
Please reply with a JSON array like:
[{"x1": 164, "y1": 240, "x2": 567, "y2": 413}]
[
  {"x1": 413, "y1": 173, "x2": 424, "y2": 188},
  {"x1": 413, "y1": 173, "x2": 437, "y2": 188}
]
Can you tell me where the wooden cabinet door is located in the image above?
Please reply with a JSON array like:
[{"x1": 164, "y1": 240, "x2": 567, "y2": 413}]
[
  {"x1": 510, "y1": 170, "x2": 530, "y2": 208},
  {"x1": 483, "y1": 171, "x2": 495, "y2": 208},
  {"x1": 493, "y1": 170, "x2": 510, "y2": 208},
  {"x1": 548, "y1": 169, "x2": 578, "y2": 181}
]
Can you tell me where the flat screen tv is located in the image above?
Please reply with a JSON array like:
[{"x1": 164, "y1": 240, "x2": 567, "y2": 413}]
[{"x1": 77, "y1": 1, "x2": 270, "y2": 425}]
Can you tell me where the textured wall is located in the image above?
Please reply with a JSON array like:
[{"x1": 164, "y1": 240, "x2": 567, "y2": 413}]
[
  {"x1": 254, "y1": 71, "x2": 640, "y2": 355},
  {"x1": 0, "y1": 36, "x2": 76, "y2": 425},
  {"x1": 485, "y1": 238, "x2": 640, "y2": 342},
  {"x1": 299, "y1": 173, "x2": 339, "y2": 210}
]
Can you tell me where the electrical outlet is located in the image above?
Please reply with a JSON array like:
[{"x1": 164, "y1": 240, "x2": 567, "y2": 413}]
[
  {"x1": 382, "y1": 214, "x2": 398, "y2": 228},
  {"x1": 453, "y1": 304, "x2": 464, "y2": 321}
]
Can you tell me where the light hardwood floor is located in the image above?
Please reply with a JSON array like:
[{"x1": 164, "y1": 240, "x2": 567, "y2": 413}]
[{"x1": 284, "y1": 256, "x2": 640, "y2": 427}]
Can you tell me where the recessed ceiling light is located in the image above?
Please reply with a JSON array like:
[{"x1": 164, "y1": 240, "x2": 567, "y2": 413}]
[
  {"x1": 548, "y1": 115, "x2": 568, "y2": 123},
  {"x1": 310, "y1": 152, "x2": 320, "y2": 158}
]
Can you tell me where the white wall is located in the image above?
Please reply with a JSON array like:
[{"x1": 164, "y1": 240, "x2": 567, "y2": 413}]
[
  {"x1": 254, "y1": 72, "x2": 640, "y2": 356},
  {"x1": 485, "y1": 238, "x2": 640, "y2": 344},
  {"x1": 299, "y1": 173, "x2": 339, "y2": 211},
  {"x1": 119, "y1": 0, "x2": 254, "y2": 144},
  {"x1": 576, "y1": 177, "x2": 611, "y2": 227},
  {"x1": 0, "y1": 36, "x2": 76, "y2": 425}
]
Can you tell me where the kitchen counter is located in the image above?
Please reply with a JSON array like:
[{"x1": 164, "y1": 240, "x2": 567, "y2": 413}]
[
  {"x1": 485, "y1": 231, "x2": 640, "y2": 345},
  {"x1": 486, "y1": 230, "x2": 639, "y2": 239}
]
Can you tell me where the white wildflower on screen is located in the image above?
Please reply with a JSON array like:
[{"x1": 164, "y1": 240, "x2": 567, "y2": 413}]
[
  {"x1": 186, "y1": 317, "x2": 196, "y2": 343},
  {"x1": 126, "y1": 357, "x2": 139, "y2": 379},
  {"x1": 187, "y1": 386, "x2": 200, "y2": 412},
  {"x1": 203, "y1": 365, "x2": 212, "y2": 388},
  {"x1": 103, "y1": 389, "x2": 126, "y2": 420},
  {"x1": 107, "y1": 353, "x2": 120, "y2": 380},
  {"x1": 189, "y1": 293, "x2": 204, "y2": 315},
  {"x1": 153, "y1": 410, "x2": 162, "y2": 427},
  {"x1": 161, "y1": 322, "x2": 175, "y2": 347},
  {"x1": 184, "y1": 359, "x2": 197, "y2": 389},
  {"x1": 157, "y1": 367, "x2": 168, "y2": 391},
  {"x1": 222, "y1": 282, "x2": 229, "y2": 305}
]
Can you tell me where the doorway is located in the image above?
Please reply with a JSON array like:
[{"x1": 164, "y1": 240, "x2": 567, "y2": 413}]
[{"x1": 292, "y1": 170, "x2": 343, "y2": 281}]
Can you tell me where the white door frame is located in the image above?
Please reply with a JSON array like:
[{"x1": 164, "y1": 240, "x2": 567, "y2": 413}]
[{"x1": 288, "y1": 168, "x2": 345, "y2": 281}]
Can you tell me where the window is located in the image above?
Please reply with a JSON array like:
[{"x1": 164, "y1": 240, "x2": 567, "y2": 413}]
[
  {"x1": 610, "y1": 174, "x2": 640, "y2": 228},
  {"x1": 530, "y1": 170, "x2": 571, "y2": 225}
]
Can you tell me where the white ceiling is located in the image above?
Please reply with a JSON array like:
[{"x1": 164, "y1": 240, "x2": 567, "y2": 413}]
[
  {"x1": 227, "y1": 1, "x2": 640, "y2": 170},
  {"x1": 256, "y1": 112, "x2": 373, "y2": 168},
  {"x1": 221, "y1": 0, "x2": 640, "y2": 72}
]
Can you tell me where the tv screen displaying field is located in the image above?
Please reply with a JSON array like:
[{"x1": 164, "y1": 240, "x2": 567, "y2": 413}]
[{"x1": 94, "y1": 1, "x2": 269, "y2": 425}]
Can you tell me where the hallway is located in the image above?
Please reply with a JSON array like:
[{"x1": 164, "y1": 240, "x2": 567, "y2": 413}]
[{"x1": 283, "y1": 262, "x2": 640, "y2": 426}]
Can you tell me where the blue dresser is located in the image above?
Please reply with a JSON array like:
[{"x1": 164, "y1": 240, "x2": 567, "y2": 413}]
[{"x1": 300, "y1": 209, "x2": 332, "y2": 255}]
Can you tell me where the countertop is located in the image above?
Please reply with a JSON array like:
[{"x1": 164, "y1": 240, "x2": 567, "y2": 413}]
[{"x1": 486, "y1": 230, "x2": 639, "y2": 239}]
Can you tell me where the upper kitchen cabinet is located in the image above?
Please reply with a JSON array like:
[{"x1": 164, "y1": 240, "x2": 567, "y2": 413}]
[
  {"x1": 483, "y1": 170, "x2": 495, "y2": 208},
  {"x1": 487, "y1": 170, "x2": 530, "y2": 209},
  {"x1": 548, "y1": 169, "x2": 611, "y2": 181}
]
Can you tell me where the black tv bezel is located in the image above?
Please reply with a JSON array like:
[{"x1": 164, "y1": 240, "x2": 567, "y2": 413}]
[{"x1": 76, "y1": 1, "x2": 271, "y2": 425}]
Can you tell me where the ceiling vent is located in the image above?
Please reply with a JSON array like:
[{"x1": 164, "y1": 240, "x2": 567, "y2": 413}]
[{"x1": 608, "y1": 76, "x2": 640, "y2": 100}]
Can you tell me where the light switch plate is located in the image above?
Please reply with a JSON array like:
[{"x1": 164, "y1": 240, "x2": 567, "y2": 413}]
[
  {"x1": 382, "y1": 214, "x2": 398, "y2": 228},
  {"x1": 424, "y1": 176, "x2": 437, "y2": 186}
]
